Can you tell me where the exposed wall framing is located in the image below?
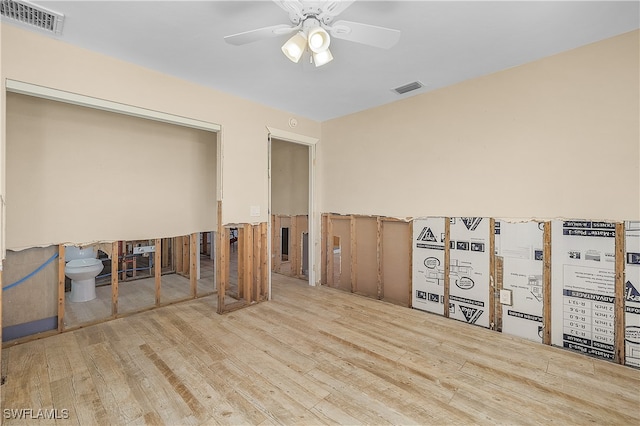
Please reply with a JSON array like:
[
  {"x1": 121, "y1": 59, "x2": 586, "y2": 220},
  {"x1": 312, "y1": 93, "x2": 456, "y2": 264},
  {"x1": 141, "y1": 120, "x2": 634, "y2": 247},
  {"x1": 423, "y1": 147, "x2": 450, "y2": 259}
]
[
  {"x1": 543, "y1": 222, "x2": 552, "y2": 345},
  {"x1": 494, "y1": 256, "x2": 504, "y2": 332},
  {"x1": 271, "y1": 215, "x2": 308, "y2": 280},
  {"x1": 321, "y1": 214, "x2": 328, "y2": 285},
  {"x1": 324, "y1": 214, "x2": 411, "y2": 306},
  {"x1": 0, "y1": 269, "x2": 2, "y2": 373},
  {"x1": 217, "y1": 222, "x2": 268, "y2": 314},
  {"x1": 201, "y1": 232, "x2": 212, "y2": 256},
  {"x1": 323, "y1": 214, "x2": 635, "y2": 368},
  {"x1": 174, "y1": 235, "x2": 191, "y2": 277},
  {"x1": 190, "y1": 233, "x2": 198, "y2": 297},
  {"x1": 216, "y1": 201, "x2": 227, "y2": 313},
  {"x1": 155, "y1": 238, "x2": 162, "y2": 305},
  {"x1": 111, "y1": 241, "x2": 119, "y2": 316},
  {"x1": 57, "y1": 245, "x2": 65, "y2": 332},
  {"x1": 614, "y1": 222, "x2": 625, "y2": 364},
  {"x1": 326, "y1": 215, "x2": 352, "y2": 293},
  {"x1": 376, "y1": 217, "x2": 383, "y2": 300},
  {"x1": 3, "y1": 232, "x2": 218, "y2": 347},
  {"x1": 381, "y1": 218, "x2": 411, "y2": 306},
  {"x1": 489, "y1": 218, "x2": 496, "y2": 330},
  {"x1": 443, "y1": 217, "x2": 451, "y2": 318}
]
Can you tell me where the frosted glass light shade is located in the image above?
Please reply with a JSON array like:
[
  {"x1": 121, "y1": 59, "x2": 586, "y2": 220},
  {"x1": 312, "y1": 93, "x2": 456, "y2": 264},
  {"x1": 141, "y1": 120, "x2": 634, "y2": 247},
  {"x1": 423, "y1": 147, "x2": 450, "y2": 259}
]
[
  {"x1": 313, "y1": 48, "x2": 333, "y2": 67},
  {"x1": 281, "y1": 32, "x2": 307, "y2": 63},
  {"x1": 307, "y1": 27, "x2": 330, "y2": 53}
]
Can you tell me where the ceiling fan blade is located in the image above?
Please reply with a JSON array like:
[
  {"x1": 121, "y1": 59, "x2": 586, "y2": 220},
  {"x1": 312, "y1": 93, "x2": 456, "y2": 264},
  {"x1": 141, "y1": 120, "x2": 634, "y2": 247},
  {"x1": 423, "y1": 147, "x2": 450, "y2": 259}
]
[
  {"x1": 329, "y1": 20, "x2": 401, "y2": 49},
  {"x1": 272, "y1": 0, "x2": 305, "y2": 22},
  {"x1": 318, "y1": 1, "x2": 355, "y2": 24},
  {"x1": 224, "y1": 24, "x2": 297, "y2": 46}
]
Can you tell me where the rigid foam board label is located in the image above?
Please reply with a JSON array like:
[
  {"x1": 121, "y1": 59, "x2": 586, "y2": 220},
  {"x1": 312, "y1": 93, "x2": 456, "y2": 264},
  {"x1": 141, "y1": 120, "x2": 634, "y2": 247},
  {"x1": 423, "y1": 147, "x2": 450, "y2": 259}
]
[
  {"x1": 551, "y1": 220, "x2": 616, "y2": 361},
  {"x1": 495, "y1": 221, "x2": 544, "y2": 342},
  {"x1": 412, "y1": 217, "x2": 446, "y2": 314},
  {"x1": 449, "y1": 217, "x2": 490, "y2": 328},
  {"x1": 625, "y1": 220, "x2": 640, "y2": 368}
]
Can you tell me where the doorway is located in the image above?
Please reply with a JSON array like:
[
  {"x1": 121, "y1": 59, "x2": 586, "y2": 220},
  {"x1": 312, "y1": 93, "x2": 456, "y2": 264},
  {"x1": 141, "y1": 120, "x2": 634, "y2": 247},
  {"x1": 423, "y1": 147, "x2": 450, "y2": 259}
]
[
  {"x1": 2, "y1": 82, "x2": 221, "y2": 340},
  {"x1": 268, "y1": 130, "x2": 317, "y2": 288}
]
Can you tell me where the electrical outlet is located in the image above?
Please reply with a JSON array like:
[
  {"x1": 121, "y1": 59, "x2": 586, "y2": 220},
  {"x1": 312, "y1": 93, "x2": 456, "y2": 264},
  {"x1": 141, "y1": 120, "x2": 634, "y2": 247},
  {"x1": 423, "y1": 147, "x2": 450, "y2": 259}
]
[
  {"x1": 250, "y1": 205, "x2": 260, "y2": 217},
  {"x1": 133, "y1": 245, "x2": 155, "y2": 254},
  {"x1": 499, "y1": 289, "x2": 513, "y2": 305}
]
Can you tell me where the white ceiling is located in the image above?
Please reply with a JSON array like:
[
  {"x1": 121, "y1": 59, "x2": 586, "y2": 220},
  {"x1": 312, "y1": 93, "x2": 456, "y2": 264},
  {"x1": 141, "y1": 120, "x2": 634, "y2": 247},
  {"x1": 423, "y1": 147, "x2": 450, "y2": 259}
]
[{"x1": 7, "y1": 1, "x2": 640, "y2": 121}]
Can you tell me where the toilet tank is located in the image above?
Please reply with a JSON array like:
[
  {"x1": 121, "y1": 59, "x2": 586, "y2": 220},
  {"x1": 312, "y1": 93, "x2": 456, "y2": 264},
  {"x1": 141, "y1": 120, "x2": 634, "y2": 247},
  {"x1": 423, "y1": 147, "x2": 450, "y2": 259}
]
[{"x1": 65, "y1": 246, "x2": 97, "y2": 261}]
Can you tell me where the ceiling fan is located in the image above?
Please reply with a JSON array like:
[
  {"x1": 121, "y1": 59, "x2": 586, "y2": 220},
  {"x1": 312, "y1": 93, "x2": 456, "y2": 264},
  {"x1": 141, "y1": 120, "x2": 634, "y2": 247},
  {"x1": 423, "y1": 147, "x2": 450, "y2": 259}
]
[{"x1": 223, "y1": 0, "x2": 401, "y2": 67}]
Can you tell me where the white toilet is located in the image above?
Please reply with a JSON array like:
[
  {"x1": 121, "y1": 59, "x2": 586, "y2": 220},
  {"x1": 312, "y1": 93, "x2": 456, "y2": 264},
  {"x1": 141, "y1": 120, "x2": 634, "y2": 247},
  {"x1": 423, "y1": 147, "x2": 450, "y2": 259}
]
[{"x1": 65, "y1": 246, "x2": 104, "y2": 302}]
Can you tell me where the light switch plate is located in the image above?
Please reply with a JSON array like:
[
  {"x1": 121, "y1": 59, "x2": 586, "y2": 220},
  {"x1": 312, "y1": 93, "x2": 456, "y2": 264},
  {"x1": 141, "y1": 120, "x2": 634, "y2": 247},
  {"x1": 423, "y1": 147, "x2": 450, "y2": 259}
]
[{"x1": 250, "y1": 205, "x2": 260, "y2": 217}]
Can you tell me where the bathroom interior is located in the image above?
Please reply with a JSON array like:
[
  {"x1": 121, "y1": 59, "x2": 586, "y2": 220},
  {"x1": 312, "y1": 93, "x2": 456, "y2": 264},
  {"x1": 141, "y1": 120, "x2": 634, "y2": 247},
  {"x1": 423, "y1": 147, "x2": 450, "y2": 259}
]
[
  {"x1": 2, "y1": 91, "x2": 224, "y2": 342},
  {"x1": 2, "y1": 235, "x2": 219, "y2": 341}
]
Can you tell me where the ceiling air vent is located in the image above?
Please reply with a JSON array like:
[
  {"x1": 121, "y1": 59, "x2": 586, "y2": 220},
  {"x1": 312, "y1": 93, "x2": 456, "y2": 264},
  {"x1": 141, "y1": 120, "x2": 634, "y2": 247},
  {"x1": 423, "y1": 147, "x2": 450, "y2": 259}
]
[
  {"x1": 1, "y1": 0, "x2": 64, "y2": 35},
  {"x1": 393, "y1": 81, "x2": 423, "y2": 95}
]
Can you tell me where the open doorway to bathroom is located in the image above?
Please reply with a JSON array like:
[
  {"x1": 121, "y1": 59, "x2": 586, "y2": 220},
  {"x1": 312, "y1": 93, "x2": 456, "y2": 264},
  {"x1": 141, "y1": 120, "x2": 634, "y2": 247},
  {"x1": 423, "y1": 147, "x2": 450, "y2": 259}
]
[
  {"x1": 58, "y1": 234, "x2": 218, "y2": 330},
  {"x1": 2, "y1": 88, "x2": 219, "y2": 341}
]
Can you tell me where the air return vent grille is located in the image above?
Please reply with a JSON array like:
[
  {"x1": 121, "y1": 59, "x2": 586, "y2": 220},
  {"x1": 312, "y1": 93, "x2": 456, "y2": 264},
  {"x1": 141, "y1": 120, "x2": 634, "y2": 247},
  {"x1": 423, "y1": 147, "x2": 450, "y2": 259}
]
[
  {"x1": 393, "y1": 81, "x2": 423, "y2": 95},
  {"x1": 1, "y1": 0, "x2": 64, "y2": 34}
]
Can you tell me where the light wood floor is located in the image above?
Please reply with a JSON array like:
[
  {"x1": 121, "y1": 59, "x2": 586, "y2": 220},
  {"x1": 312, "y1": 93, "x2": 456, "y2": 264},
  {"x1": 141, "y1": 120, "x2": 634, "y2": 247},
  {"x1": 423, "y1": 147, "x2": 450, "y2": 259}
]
[{"x1": 2, "y1": 273, "x2": 639, "y2": 425}]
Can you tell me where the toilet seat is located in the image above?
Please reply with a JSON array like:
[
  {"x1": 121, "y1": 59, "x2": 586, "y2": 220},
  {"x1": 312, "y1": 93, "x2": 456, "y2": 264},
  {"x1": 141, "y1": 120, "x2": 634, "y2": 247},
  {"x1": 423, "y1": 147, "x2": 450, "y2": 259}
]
[{"x1": 66, "y1": 258, "x2": 103, "y2": 269}]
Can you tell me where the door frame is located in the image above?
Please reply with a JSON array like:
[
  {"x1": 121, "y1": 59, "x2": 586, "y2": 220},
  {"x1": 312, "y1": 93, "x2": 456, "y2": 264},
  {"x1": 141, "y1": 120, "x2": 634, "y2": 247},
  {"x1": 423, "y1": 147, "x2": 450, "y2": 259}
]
[{"x1": 267, "y1": 127, "x2": 319, "y2": 294}]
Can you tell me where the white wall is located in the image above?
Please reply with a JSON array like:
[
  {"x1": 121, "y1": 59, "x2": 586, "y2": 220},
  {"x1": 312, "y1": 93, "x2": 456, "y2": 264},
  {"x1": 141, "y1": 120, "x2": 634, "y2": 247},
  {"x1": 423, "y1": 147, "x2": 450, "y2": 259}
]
[
  {"x1": 319, "y1": 30, "x2": 640, "y2": 221},
  {"x1": 0, "y1": 23, "x2": 321, "y2": 255},
  {"x1": 271, "y1": 139, "x2": 309, "y2": 216}
]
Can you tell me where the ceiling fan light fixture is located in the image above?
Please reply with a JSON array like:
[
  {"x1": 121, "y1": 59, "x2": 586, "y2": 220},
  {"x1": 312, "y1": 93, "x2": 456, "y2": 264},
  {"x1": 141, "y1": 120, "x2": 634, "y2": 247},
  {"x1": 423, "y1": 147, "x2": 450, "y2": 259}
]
[
  {"x1": 307, "y1": 26, "x2": 330, "y2": 53},
  {"x1": 227, "y1": 2, "x2": 400, "y2": 68},
  {"x1": 281, "y1": 31, "x2": 307, "y2": 63},
  {"x1": 313, "y1": 48, "x2": 333, "y2": 67}
]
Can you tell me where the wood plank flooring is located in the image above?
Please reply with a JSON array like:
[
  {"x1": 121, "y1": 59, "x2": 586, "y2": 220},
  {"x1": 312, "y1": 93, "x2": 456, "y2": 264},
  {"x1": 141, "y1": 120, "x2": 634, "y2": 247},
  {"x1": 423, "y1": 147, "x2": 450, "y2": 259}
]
[{"x1": 2, "y1": 273, "x2": 639, "y2": 425}]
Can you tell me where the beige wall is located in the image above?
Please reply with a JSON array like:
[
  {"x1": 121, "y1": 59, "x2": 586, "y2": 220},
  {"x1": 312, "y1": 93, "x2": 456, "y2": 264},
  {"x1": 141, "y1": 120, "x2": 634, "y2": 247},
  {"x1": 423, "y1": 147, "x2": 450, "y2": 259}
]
[
  {"x1": 271, "y1": 139, "x2": 309, "y2": 216},
  {"x1": 1, "y1": 23, "x2": 638, "y2": 263},
  {"x1": 0, "y1": 23, "x2": 321, "y2": 255},
  {"x1": 6, "y1": 93, "x2": 217, "y2": 249},
  {"x1": 319, "y1": 30, "x2": 640, "y2": 221}
]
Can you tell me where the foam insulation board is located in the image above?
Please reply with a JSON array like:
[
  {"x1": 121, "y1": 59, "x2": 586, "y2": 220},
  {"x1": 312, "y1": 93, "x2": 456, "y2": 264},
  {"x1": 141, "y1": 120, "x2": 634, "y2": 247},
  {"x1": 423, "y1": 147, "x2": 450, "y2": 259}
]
[
  {"x1": 495, "y1": 221, "x2": 544, "y2": 342},
  {"x1": 625, "y1": 220, "x2": 640, "y2": 368},
  {"x1": 449, "y1": 217, "x2": 490, "y2": 328},
  {"x1": 551, "y1": 220, "x2": 616, "y2": 361},
  {"x1": 412, "y1": 217, "x2": 446, "y2": 315}
]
